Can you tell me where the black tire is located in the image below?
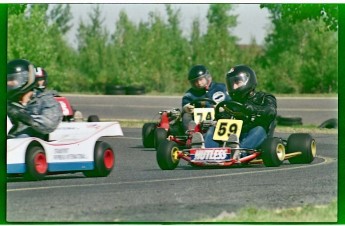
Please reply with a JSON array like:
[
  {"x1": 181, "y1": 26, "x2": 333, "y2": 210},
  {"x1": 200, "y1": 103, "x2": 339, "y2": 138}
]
[
  {"x1": 286, "y1": 133, "x2": 316, "y2": 164},
  {"x1": 105, "y1": 85, "x2": 126, "y2": 95},
  {"x1": 142, "y1": 122, "x2": 156, "y2": 148},
  {"x1": 318, "y1": 118, "x2": 337, "y2": 129},
  {"x1": 154, "y1": 128, "x2": 168, "y2": 150},
  {"x1": 156, "y1": 140, "x2": 180, "y2": 170},
  {"x1": 87, "y1": 115, "x2": 100, "y2": 122},
  {"x1": 126, "y1": 86, "x2": 146, "y2": 95},
  {"x1": 276, "y1": 115, "x2": 302, "y2": 126},
  {"x1": 83, "y1": 141, "x2": 115, "y2": 177},
  {"x1": 24, "y1": 146, "x2": 48, "y2": 180},
  {"x1": 260, "y1": 137, "x2": 285, "y2": 167}
]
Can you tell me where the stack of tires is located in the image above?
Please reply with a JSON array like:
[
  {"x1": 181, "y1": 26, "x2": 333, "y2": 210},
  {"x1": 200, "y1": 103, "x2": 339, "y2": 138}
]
[
  {"x1": 105, "y1": 85, "x2": 126, "y2": 95},
  {"x1": 105, "y1": 85, "x2": 145, "y2": 95},
  {"x1": 276, "y1": 115, "x2": 303, "y2": 126}
]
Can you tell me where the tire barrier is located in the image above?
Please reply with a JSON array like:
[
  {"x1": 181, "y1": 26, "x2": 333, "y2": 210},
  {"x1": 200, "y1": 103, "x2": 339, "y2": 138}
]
[
  {"x1": 105, "y1": 85, "x2": 126, "y2": 95},
  {"x1": 105, "y1": 85, "x2": 145, "y2": 95},
  {"x1": 276, "y1": 115, "x2": 303, "y2": 126},
  {"x1": 318, "y1": 118, "x2": 337, "y2": 129},
  {"x1": 126, "y1": 86, "x2": 145, "y2": 95}
]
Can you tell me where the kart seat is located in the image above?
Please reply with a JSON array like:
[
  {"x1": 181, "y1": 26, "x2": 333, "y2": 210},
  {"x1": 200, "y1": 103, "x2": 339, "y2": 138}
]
[{"x1": 267, "y1": 120, "x2": 277, "y2": 138}]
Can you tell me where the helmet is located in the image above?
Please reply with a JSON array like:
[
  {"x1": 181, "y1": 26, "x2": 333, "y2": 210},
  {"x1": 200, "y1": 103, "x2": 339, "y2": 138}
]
[
  {"x1": 225, "y1": 65, "x2": 257, "y2": 102},
  {"x1": 35, "y1": 67, "x2": 48, "y2": 88},
  {"x1": 7, "y1": 59, "x2": 36, "y2": 100},
  {"x1": 188, "y1": 65, "x2": 212, "y2": 90}
]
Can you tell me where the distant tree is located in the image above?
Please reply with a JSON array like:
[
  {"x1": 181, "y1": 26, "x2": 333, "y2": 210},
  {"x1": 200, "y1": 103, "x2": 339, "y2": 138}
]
[
  {"x1": 202, "y1": 4, "x2": 239, "y2": 82},
  {"x1": 8, "y1": 4, "x2": 27, "y2": 15},
  {"x1": 76, "y1": 4, "x2": 110, "y2": 92},
  {"x1": 260, "y1": 4, "x2": 338, "y2": 31},
  {"x1": 49, "y1": 4, "x2": 73, "y2": 34},
  {"x1": 8, "y1": 4, "x2": 58, "y2": 67},
  {"x1": 110, "y1": 10, "x2": 141, "y2": 86},
  {"x1": 259, "y1": 4, "x2": 338, "y2": 93}
]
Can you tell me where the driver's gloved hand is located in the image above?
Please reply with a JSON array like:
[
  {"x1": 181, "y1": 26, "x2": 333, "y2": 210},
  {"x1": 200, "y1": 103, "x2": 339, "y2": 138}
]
[
  {"x1": 183, "y1": 103, "x2": 195, "y2": 114},
  {"x1": 244, "y1": 103, "x2": 260, "y2": 122},
  {"x1": 244, "y1": 103, "x2": 259, "y2": 115},
  {"x1": 215, "y1": 112, "x2": 230, "y2": 120}
]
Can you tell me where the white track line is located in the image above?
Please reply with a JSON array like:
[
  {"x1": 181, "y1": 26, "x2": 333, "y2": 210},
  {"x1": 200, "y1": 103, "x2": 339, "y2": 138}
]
[{"x1": 7, "y1": 156, "x2": 335, "y2": 192}]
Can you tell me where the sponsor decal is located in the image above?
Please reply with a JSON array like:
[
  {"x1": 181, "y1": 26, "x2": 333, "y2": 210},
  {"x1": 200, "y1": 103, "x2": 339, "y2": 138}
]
[
  {"x1": 212, "y1": 91, "x2": 226, "y2": 103},
  {"x1": 191, "y1": 149, "x2": 229, "y2": 161},
  {"x1": 53, "y1": 154, "x2": 87, "y2": 160},
  {"x1": 53, "y1": 148, "x2": 86, "y2": 160}
]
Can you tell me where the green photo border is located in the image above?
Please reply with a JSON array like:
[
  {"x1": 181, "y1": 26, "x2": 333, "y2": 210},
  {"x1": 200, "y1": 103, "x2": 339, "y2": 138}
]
[
  {"x1": 0, "y1": 4, "x2": 7, "y2": 225},
  {"x1": 0, "y1": 3, "x2": 343, "y2": 224}
]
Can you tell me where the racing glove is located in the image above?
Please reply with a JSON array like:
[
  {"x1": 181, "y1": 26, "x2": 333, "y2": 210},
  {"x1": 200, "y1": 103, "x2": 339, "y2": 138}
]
[
  {"x1": 183, "y1": 103, "x2": 195, "y2": 113},
  {"x1": 244, "y1": 103, "x2": 260, "y2": 121},
  {"x1": 7, "y1": 102, "x2": 35, "y2": 126}
]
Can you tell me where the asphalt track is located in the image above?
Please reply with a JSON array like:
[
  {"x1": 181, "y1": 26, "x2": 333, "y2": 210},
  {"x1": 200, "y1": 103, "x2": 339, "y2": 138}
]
[{"x1": 6, "y1": 96, "x2": 338, "y2": 223}]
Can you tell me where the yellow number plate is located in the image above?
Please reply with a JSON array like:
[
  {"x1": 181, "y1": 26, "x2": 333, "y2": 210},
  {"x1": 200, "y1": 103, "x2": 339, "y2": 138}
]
[
  {"x1": 213, "y1": 119, "x2": 243, "y2": 141},
  {"x1": 193, "y1": 108, "x2": 215, "y2": 124}
]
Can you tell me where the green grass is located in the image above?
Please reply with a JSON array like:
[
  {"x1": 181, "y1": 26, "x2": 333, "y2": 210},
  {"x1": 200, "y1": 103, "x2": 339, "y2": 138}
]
[{"x1": 200, "y1": 200, "x2": 337, "y2": 222}]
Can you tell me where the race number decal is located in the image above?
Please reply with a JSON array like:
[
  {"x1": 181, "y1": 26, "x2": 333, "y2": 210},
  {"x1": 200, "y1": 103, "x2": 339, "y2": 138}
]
[
  {"x1": 213, "y1": 119, "x2": 243, "y2": 141},
  {"x1": 193, "y1": 108, "x2": 215, "y2": 123}
]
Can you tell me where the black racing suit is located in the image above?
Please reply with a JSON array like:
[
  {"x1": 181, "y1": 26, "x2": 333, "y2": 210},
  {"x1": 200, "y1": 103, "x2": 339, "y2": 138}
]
[{"x1": 240, "y1": 91, "x2": 277, "y2": 134}]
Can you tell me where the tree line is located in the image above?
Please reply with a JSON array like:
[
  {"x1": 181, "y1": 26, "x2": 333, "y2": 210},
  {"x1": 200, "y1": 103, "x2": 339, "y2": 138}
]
[{"x1": 7, "y1": 4, "x2": 338, "y2": 94}]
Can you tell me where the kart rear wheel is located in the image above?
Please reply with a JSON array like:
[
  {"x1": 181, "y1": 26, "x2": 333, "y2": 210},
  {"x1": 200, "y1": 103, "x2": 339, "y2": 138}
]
[
  {"x1": 286, "y1": 133, "x2": 316, "y2": 164},
  {"x1": 156, "y1": 140, "x2": 180, "y2": 170},
  {"x1": 24, "y1": 146, "x2": 48, "y2": 180},
  {"x1": 261, "y1": 137, "x2": 285, "y2": 167},
  {"x1": 142, "y1": 122, "x2": 156, "y2": 148},
  {"x1": 154, "y1": 128, "x2": 168, "y2": 150},
  {"x1": 83, "y1": 141, "x2": 115, "y2": 177}
]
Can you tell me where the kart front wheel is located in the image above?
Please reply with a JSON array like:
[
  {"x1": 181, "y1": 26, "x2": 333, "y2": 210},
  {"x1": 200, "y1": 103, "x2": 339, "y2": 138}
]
[
  {"x1": 156, "y1": 140, "x2": 180, "y2": 170},
  {"x1": 24, "y1": 146, "x2": 48, "y2": 180},
  {"x1": 83, "y1": 141, "x2": 115, "y2": 177},
  {"x1": 261, "y1": 137, "x2": 285, "y2": 167},
  {"x1": 286, "y1": 133, "x2": 316, "y2": 164},
  {"x1": 154, "y1": 128, "x2": 168, "y2": 150},
  {"x1": 142, "y1": 122, "x2": 156, "y2": 148}
]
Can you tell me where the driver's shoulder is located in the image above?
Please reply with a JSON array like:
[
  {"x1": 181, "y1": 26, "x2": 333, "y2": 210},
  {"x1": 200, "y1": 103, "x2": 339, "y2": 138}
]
[
  {"x1": 255, "y1": 91, "x2": 276, "y2": 99},
  {"x1": 210, "y1": 82, "x2": 226, "y2": 90}
]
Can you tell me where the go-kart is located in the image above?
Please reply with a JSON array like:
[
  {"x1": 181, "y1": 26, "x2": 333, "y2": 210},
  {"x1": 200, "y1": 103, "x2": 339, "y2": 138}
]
[
  {"x1": 7, "y1": 116, "x2": 123, "y2": 180},
  {"x1": 54, "y1": 95, "x2": 100, "y2": 122},
  {"x1": 156, "y1": 100, "x2": 317, "y2": 170},
  {"x1": 142, "y1": 98, "x2": 217, "y2": 149}
]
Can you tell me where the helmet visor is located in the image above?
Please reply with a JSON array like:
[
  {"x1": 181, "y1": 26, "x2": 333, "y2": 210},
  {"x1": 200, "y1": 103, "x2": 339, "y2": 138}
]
[
  {"x1": 189, "y1": 74, "x2": 210, "y2": 89},
  {"x1": 7, "y1": 64, "x2": 35, "y2": 93},
  {"x1": 7, "y1": 71, "x2": 29, "y2": 92},
  {"x1": 228, "y1": 72, "x2": 249, "y2": 91}
]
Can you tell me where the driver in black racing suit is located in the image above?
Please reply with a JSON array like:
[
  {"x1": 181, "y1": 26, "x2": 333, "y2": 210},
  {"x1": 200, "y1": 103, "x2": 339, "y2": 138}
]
[
  {"x1": 182, "y1": 64, "x2": 231, "y2": 132},
  {"x1": 202, "y1": 65, "x2": 277, "y2": 151}
]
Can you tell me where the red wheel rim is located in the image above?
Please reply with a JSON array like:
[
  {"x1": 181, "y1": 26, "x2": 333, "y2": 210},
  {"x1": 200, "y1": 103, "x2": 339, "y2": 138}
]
[
  {"x1": 103, "y1": 149, "x2": 114, "y2": 169},
  {"x1": 34, "y1": 153, "x2": 47, "y2": 174}
]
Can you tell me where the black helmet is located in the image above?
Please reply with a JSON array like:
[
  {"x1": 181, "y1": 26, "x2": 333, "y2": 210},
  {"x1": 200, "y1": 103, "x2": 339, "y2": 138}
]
[
  {"x1": 226, "y1": 65, "x2": 257, "y2": 102},
  {"x1": 35, "y1": 67, "x2": 48, "y2": 88},
  {"x1": 188, "y1": 64, "x2": 212, "y2": 90},
  {"x1": 7, "y1": 59, "x2": 36, "y2": 100}
]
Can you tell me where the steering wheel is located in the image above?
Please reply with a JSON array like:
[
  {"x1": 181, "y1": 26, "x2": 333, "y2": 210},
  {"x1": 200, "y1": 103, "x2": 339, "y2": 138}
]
[
  {"x1": 190, "y1": 98, "x2": 217, "y2": 108},
  {"x1": 214, "y1": 100, "x2": 247, "y2": 120}
]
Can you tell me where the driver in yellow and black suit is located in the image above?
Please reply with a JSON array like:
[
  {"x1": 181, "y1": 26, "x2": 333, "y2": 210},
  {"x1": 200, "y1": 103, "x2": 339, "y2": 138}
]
[{"x1": 181, "y1": 65, "x2": 231, "y2": 132}]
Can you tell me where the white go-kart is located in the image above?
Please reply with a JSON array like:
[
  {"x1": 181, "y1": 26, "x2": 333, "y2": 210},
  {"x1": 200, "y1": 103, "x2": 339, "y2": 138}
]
[{"x1": 7, "y1": 116, "x2": 123, "y2": 180}]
